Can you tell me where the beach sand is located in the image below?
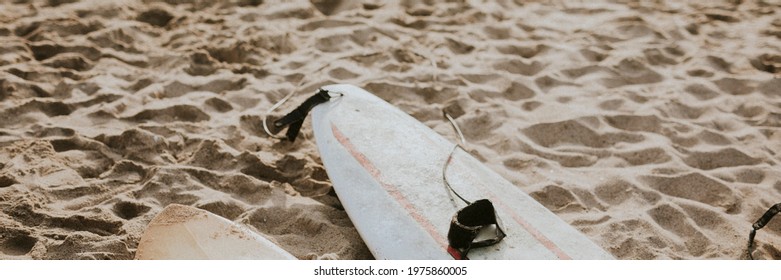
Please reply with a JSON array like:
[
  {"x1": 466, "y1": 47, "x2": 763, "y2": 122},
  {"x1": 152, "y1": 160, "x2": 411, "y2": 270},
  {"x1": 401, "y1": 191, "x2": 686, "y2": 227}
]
[{"x1": 1, "y1": 0, "x2": 780, "y2": 260}]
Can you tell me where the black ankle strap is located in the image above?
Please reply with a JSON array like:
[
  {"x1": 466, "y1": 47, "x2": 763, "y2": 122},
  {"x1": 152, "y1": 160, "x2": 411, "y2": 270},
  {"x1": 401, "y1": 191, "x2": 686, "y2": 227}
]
[
  {"x1": 274, "y1": 89, "x2": 333, "y2": 141},
  {"x1": 447, "y1": 199, "x2": 506, "y2": 260}
]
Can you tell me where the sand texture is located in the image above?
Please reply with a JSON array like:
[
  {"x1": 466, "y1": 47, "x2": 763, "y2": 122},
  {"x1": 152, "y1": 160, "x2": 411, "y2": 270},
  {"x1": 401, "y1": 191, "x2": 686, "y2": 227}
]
[{"x1": 1, "y1": 0, "x2": 780, "y2": 260}]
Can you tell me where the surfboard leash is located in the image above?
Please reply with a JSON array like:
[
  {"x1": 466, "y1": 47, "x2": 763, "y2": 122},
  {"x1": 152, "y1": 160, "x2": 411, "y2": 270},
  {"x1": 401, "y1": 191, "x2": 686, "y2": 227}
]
[
  {"x1": 746, "y1": 202, "x2": 781, "y2": 260},
  {"x1": 443, "y1": 144, "x2": 472, "y2": 205},
  {"x1": 442, "y1": 111, "x2": 506, "y2": 260},
  {"x1": 263, "y1": 89, "x2": 297, "y2": 140},
  {"x1": 269, "y1": 88, "x2": 343, "y2": 142},
  {"x1": 442, "y1": 110, "x2": 470, "y2": 205}
]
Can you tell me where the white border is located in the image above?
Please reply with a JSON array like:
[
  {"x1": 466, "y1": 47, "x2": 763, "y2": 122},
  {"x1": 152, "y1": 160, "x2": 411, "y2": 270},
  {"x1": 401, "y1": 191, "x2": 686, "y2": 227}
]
[{"x1": 0, "y1": 260, "x2": 773, "y2": 280}]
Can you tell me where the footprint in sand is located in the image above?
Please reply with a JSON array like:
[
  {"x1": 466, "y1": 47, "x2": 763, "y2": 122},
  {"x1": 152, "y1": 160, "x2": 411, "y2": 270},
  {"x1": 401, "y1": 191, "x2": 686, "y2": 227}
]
[
  {"x1": 112, "y1": 201, "x2": 151, "y2": 220},
  {"x1": 0, "y1": 232, "x2": 37, "y2": 256},
  {"x1": 136, "y1": 7, "x2": 174, "y2": 28}
]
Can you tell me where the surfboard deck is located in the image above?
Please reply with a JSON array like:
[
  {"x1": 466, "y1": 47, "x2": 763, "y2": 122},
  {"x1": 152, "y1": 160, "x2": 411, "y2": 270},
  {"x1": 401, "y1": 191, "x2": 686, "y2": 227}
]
[
  {"x1": 135, "y1": 204, "x2": 296, "y2": 260},
  {"x1": 312, "y1": 84, "x2": 613, "y2": 260}
]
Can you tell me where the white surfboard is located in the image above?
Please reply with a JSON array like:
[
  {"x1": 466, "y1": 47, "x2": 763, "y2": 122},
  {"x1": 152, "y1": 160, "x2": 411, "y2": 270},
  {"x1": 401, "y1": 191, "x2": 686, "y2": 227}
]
[
  {"x1": 135, "y1": 204, "x2": 296, "y2": 260},
  {"x1": 311, "y1": 84, "x2": 613, "y2": 259}
]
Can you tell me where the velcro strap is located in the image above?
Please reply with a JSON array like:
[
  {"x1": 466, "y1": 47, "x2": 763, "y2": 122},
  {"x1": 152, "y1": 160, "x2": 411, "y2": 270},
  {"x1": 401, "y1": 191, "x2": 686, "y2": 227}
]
[
  {"x1": 274, "y1": 89, "x2": 332, "y2": 141},
  {"x1": 447, "y1": 199, "x2": 506, "y2": 260}
]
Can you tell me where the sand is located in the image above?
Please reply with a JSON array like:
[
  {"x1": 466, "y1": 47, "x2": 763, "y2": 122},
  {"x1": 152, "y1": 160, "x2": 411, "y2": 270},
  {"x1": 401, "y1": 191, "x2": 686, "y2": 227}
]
[{"x1": 0, "y1": 0, "x2": 780, "y2": 260}]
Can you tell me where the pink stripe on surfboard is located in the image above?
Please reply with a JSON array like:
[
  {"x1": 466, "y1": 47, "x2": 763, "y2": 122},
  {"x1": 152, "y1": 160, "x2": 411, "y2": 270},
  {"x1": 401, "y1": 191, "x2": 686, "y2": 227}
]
[{"x1": 331, "y1": 124, "x2": 449, "y2": 250}]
